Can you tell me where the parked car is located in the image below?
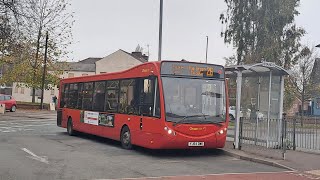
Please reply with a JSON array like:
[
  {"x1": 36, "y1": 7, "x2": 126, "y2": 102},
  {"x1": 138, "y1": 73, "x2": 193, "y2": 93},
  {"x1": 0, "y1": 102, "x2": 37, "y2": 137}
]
[{"x1": 0, "y1": 94, "x2": 17, "y2": 112}]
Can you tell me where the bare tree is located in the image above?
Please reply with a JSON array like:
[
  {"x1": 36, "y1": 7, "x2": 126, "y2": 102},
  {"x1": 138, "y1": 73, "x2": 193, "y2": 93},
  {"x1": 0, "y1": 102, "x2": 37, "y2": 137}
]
[
  {"x1": 17, "y1": 0, "x2": 73, "y2": 102},
  {"x1": 291, "y1": 46, "x2": 319, "y2": 125}
]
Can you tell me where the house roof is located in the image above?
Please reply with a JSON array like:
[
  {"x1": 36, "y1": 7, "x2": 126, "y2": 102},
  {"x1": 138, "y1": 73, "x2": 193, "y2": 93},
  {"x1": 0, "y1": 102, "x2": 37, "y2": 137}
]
[
  {"x1": 119, "y1": 49, "x2": 148, "y2": 63},
  {"x1": 55, "y1": 62, "x2": 96, "y2": 72},
  {"x1": 78, "y1": 57, "x2": 102, "y2": 64}
]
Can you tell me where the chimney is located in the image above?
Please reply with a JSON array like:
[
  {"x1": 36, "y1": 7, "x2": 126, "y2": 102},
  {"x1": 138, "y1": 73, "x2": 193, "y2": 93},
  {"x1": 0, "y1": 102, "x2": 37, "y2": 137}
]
[{"x1": 131, "y1": 52, "x2": 148, "y2": 62}]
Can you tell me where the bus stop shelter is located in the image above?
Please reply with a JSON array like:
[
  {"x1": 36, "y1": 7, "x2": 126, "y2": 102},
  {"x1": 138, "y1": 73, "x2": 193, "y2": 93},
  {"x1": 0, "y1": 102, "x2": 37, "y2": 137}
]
[{"x1": 225, "y1": 62, "x2": 290, "y2": 149}]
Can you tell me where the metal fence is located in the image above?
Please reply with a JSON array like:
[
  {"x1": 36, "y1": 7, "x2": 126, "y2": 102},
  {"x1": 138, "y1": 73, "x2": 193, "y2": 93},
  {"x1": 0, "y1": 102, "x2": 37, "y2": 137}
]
[
  {"x1": 285, "y1": 116, "x2": 320, "y2": 151},
  {"x1": 227, "y1": 116, "x2": 320, "y2": 152}
]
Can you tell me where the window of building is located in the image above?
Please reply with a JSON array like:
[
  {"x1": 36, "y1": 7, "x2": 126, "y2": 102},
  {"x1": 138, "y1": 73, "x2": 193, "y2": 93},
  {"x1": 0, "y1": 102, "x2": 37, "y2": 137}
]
[
  {"x1": 30, "y1": 89, "x2": 42, "y2": 96},
  {"x1": 50, "y1": 89, "x2": 55, "y2": 95},
  {"x1": 14, "y1": 86, "x2": 18, "y2": 93},
  {"x1": 93, "y1": 81, "x2": 106, "y2": 112},
  {"x1": 105, "y1": 81, "x2": 119, "y2": 112},
  {"x1": 317, "y1": 98, "x2": 320, "y2": 109},
  {"x1": 83, "y1": 82, "x2": 94, "y2": 110},
  {"x1": 68, "y1": 73, "x2": 74, "y2": 78},
  {"x1": 20, "y1": 87, "x2": 25, "y2": 94}
]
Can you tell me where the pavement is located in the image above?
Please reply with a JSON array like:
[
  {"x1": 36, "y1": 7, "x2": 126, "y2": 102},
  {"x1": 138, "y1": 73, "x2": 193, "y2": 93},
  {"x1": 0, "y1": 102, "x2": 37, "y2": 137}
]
[
  {"x1": 223, "y1": 140, "x2": 320, "y2": 178},
  {"x1": 0, "y1": 110, "x2": 319, "y2": 180}
]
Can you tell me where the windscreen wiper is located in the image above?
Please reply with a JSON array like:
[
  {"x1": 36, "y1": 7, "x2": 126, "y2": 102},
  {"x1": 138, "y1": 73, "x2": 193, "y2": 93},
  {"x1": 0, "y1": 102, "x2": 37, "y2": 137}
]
[{"x1": 198, "y1": 120, "x2": 224, "y2": 126}]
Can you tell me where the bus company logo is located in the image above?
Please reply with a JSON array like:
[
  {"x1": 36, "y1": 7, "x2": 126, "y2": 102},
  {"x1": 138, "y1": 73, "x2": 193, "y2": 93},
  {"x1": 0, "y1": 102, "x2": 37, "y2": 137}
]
[
  {"x1": 142, "y1": 69, "x2": 150, "y2": 73},
  {"x1": 189, "y1": 127, "x2": 206, "y2": 131}
]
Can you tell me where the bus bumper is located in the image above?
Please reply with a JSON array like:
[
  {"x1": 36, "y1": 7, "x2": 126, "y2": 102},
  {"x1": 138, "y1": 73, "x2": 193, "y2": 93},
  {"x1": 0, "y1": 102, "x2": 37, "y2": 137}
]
[{"x1": 144, "y1": 132, "x2": 227, "y2": 149}]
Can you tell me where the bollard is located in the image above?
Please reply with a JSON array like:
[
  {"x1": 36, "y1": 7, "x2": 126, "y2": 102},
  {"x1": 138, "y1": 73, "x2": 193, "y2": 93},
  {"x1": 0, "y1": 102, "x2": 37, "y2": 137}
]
[
  {"x1": 282, "y1": 113, "x2": 287, "y2": 160},
  {"x1": 239, "y1": 117, "x2": 243, "y2": 150},
  {"x1": 0, "y1": 104, "x2": 5, "y2": 114}
]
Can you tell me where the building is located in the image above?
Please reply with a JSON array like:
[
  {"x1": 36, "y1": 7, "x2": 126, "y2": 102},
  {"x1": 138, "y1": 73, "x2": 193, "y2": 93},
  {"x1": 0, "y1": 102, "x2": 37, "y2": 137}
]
[{"x1": 11, "y1": 49, "x2": 148, "y2": 104}]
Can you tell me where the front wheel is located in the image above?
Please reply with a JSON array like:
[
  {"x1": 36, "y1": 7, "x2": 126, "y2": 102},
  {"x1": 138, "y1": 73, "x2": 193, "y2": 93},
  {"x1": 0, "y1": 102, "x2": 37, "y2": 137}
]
[
  {"x1": 10, "y1": 105, "x2": 16, "y2": 112},
  {"x1": 120, "y1": 126, "x2": 132, "y2": 150}
]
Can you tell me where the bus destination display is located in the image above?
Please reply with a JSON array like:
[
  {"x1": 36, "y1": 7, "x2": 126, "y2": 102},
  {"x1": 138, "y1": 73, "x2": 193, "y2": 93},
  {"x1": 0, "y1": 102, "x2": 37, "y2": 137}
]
[{"x1": 161, "y1": 62, "x2": 224, "y2": 78}]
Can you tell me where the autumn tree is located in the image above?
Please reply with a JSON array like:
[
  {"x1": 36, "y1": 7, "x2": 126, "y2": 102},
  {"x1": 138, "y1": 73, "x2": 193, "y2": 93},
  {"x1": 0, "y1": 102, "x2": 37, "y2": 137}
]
[
  {"x1": 220, "y1": 0, "x2": 305, "y2": 67},
  {"x1": 0, "y1": 0, "x2": 74, "y2": 102},
  {"x1": 220, "y1": 0, "x2": 306, "y2": 111}
]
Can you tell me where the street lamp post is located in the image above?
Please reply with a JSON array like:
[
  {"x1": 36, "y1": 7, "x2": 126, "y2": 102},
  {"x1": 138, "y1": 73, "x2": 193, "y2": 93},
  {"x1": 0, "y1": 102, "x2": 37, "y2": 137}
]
[
  {"x1": 158, "y1": 0, "x2": 163, "y2": 61},
  {"x1": 40, "y1": 32, "x2": 49, "y2": 110},
  {"x1": 205, "y1": 36, "x2": 209, "y2": 63}
]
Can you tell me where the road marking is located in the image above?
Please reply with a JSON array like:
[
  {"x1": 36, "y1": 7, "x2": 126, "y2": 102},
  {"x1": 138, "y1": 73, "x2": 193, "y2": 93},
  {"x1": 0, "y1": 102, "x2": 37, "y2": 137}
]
[
  {"x1": 21, "y1": 148, "x2": 49, "y2": 164},
  {"x1": 94, "y1": 171, "x2": 295, "y2": 180},
  {"x1": 0, "y1": 123, "x2": 54, "y2": 129},
  {"x1": 0, "y1": 119, "x2": 55, "y2": 123}
]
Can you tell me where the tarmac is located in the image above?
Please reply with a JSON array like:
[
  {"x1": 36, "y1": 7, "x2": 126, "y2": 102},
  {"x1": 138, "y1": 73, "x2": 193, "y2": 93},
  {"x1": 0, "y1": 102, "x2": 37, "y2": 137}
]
[{"x1": 2, "y1": 109, "x2": 320, "y2": 179}]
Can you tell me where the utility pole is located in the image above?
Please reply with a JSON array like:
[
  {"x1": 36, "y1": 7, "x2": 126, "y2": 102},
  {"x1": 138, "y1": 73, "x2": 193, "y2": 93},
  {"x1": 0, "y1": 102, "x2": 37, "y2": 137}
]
[
  {"x1": 205, "y1": 36, "x2": 209, "y2": 63},
  {"x1": 40, "y1": 31, "x2": 49, "y2": 110},
  {"x1": 158, "y1": 0, "x2": 163, "y2": 61}
]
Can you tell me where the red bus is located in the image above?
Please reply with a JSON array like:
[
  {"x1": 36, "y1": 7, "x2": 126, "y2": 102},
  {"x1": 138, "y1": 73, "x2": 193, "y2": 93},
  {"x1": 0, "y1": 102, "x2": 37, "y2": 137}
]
[{"x1": 57, "y1": 61, "x2": 229, "y2": 149}]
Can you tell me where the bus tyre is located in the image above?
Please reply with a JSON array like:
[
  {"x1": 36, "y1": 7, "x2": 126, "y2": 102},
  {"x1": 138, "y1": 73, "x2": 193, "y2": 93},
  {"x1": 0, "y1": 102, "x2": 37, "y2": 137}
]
[
  {"x1": 67, "y1": 118, "x2": 76, "y2": 136},
  {"x1": 121, "y1": 126, "x2": 132, "y2": 150}
]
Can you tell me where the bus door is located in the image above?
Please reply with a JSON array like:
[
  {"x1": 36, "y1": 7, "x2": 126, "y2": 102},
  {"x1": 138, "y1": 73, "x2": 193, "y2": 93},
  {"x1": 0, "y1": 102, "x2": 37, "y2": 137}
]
[{"x1": 137, "y1": 77, "x2": 162, "y2": 141}]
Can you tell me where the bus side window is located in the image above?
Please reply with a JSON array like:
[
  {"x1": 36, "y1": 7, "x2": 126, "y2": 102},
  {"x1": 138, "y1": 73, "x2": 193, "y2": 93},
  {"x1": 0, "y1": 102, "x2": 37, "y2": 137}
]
[
  {"x1": 61, "y1": 84, "x2": 69, "y2": 108},
  {"x1": 77, "y1": 83, "x2": 84, "y2": 109},
  {"x1": 68, "y1": 83, "x2": 78, "y2": 108},
  {"x1": 93, "y1": 81, "x2": 106, "y2": 112},
  {"x1": 83, "y1": 82, "x2": 94, "y2": 110},
  {"x1": 105, "y1": 81, "x2": 119, "y2": 112}
]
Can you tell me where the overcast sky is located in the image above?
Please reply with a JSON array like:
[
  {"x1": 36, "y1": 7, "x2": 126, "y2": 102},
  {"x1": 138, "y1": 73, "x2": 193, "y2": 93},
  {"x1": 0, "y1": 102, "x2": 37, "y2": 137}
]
[{"x1": 68, "y1": 0, "x2": 320, "y2": 65}]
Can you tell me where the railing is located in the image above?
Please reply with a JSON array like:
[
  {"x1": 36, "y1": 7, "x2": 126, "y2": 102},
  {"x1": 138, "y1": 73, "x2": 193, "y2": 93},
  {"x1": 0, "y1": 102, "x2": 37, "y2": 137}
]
[
  {"x1": 286, "y1": 116, "x2": 320, "y2": 151},
  {"x1": 227, "y1": 116, "x2": 320, "y2": 152}
]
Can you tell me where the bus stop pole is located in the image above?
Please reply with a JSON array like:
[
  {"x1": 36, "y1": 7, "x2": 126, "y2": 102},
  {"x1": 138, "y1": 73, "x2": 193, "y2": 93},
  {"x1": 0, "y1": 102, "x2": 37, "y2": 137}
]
[
  {"x1": 234, "y1": 71, "x2": 242, "y2": 149},
  {"x1": 278, "y1": 76, "x2": 285, "y2": 145},
  {"x1": 266, "y1": 70, "x2": 272, "y2": 148}
]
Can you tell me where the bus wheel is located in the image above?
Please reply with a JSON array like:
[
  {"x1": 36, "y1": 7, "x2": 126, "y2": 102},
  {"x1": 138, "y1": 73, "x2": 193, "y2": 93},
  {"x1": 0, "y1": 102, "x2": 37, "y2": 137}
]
[
  {"x1": 121, "y1": 126, "x2": 132, "y2": 150},
  {"x1": 67, "y1": 118, "x2": 76, "y2": 136}
]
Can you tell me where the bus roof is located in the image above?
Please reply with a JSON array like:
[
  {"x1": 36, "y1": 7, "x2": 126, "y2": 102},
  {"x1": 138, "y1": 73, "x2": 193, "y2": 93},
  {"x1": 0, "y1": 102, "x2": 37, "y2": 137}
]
[{"x1": 60, "y1": 60, "x2": 224, "y2": 83}]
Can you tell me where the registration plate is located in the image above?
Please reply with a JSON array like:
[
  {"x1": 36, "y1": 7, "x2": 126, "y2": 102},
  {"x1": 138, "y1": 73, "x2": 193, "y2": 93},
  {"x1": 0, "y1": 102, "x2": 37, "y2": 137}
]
[{"x1": 188, "y1": 142, "x2": 204, "y2": 147}]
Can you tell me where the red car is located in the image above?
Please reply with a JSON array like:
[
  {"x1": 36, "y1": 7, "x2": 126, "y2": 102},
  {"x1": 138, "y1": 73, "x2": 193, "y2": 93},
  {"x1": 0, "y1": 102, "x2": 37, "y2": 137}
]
[{"x1": 0, "y1": 94, "x2": 17, "y2": 112}]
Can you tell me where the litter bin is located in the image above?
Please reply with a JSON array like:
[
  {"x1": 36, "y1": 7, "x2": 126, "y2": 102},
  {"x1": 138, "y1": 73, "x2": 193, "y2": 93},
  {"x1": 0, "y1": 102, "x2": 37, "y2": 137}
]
[{"x1": 0, "y1": 104, "x2": 5, "y2": 114}]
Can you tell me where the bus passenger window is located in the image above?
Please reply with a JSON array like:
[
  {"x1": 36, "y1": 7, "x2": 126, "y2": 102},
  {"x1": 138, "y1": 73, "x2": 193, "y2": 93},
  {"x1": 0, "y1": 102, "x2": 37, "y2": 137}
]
[
  {"x1": 83, "y1": 82, "x2": 93, "y2": 110},
  {"x1": 93, "y1": 81, "x2": 106, "y2": 112},
  {"x1": 106, "y1": 81, "x2": 119, "y2": 112},
  {"x1": 119, "y1": 79, "x2": 137, "y2": 115}
]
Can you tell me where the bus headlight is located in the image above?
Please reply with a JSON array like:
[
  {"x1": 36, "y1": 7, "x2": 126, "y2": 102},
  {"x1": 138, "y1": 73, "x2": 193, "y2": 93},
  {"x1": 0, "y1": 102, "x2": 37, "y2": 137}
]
[
  {"x1": 219, "y1": 130, "x2": 224, "y2": 134},
  {"x1": 164, "y1": 126, "x2": 176, "y2": 135}
]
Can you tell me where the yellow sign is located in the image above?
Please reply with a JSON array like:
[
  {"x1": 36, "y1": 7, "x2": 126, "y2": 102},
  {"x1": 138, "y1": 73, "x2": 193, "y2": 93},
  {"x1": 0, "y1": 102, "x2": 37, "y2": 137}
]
[{"x1": 189, "y1": 127, "x2": 206, "y2": 131}]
